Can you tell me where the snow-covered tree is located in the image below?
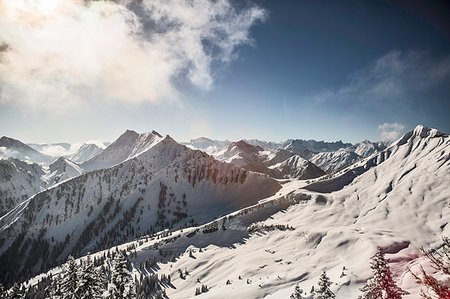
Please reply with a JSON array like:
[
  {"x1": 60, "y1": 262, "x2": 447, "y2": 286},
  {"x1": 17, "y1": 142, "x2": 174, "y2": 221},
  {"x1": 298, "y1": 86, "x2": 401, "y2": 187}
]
[
  {"x1": 411, "y1": 236, "x2": 450, "y2": 298},
  {"x1": 359, "y1": 248, "x2": 409, "y2": 299},
  {"x1": 315, "y1": 271, "x2": 335, "y2": 299},
  {"x1": 48, "y1": 274, "x2": 63, "y2": 299},
  {"x1": 111, "y1": 252, "x2": 135, "y2": 298},
  {"x1": 7, "y1": 283, "x2": 23, "y2": 299},
  {"x1": 77, "y1": 254, "x2": 106, "y2": 298},
  {"x1": 290, "y1": 283, "x2": 307, "y2": 299},
  {"x1": 0, "y1": 283, "x2": 6, "y2": 299},
  {"x1": 60, "y1": 255, "x2": 79, "y2": 298}
]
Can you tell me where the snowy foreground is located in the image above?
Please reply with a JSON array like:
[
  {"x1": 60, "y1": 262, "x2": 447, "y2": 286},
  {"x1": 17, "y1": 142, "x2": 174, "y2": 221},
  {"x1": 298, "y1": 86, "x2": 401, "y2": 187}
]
[{"x1": 18, "y1": 125, "x2": 449, "y2": 298}]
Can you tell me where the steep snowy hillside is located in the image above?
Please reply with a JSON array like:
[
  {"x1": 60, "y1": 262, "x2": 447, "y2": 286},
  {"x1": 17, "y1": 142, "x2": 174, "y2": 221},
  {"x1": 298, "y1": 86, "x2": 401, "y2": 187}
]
[
  {"x1": 269, "y1": 154, "x2": 326, "y2": 179},
  {"x1": 47, "y1": 157, "x2": 83, "y2": 184},
  {"x1": 310, "y1": 140, "x2": 388, "y2": 174},
  {"x1": 19, "y1": 126, "x2": 449, "y2": 299},
  {"x1": 0, "y1": 158, "x2": 46, "y2": 216},
  {"x1": 70, "y1": 143, "x2": 103, "y2": 163},
  {"x1": 217, "y1": 141, "x2": 326, "y2": 180},
  {"x1": 350, "y1": 140, "x2": 388, "y2": 158},
  {"x1": 280, "y1": 139, "x2": 351, "y2": 160},
  {"x1": 81, "y1": 130, "x2": 163, "y2": 172},
  {"x1": 219, "y1": 141, "x2": 270, "y2": 175},
  {"x1": 0, "y1": 136, "x2": 53, "y2": 164},
  {"x1": 0, "y1": 134, "x2": 281, "y2": 285},
  {"x1": 183, "y1": 138, "x2": 231, "y2": 156},
  {"x1": 310, "y1": 149, "x2": 361, "y2": 174}
]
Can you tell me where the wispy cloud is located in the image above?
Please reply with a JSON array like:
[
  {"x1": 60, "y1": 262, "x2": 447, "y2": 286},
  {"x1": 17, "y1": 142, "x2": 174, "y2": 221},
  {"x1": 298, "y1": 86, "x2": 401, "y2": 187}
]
[
  {"x1": 314, "y1": 50, "x2": 450, "y2": 104},
  {"x1": 0, "y1": 0, "x2": 265, "y2": 111},
  {"x1": 378, "y1": 122, "x2": 405, "y2": 141}
]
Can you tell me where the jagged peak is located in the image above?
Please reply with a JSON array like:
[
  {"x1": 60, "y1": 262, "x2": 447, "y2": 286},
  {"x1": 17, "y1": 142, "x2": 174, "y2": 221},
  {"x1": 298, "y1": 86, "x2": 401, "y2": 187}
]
[
  {"x1": 229, "y1": 140, "x2": 263, "y2": 153},
  {"x1": 150, "y1": 130, "x2": 162, "y2": 138},
  {"x1": 395, "y1": 125, "x2": 446, "y2": 147},
  {"x1": 79, "y1": 143, "x2": 101, "y2": 150},
  {"x1": 121, "y1": 129, "x2": 139, "y2": 137},
  {"x1": 0, "y1": 136, "x2": 26, "y2": 147},
  {"x1": 412, "y1": 125, "x2": 444, "y2": 138}
]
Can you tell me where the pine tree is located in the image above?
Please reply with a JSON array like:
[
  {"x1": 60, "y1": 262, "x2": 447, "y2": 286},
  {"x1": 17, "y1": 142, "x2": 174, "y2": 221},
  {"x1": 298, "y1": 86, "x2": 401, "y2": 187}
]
[
  {"x1": 60, "y1": 255, "x2": 79, "y2": 298},
  {"x1": 77, "y1": 254, "x2": 106, "y2": 298},
  {"x1": 111, "y1": 252, "x2": 135, "y2": 298},
  {"x1": 48, "y1": 275, "x2": 63, "y2": 299},
  {"x1": 7, "y1": 283, "x2": 23, "y2": 299},
  {"x1": 290, "y1": 283, "x2": 307, "y2": 299},
  {"x1": 411, "y1": 236, "x2": 450, "y2": 298},
  {"x1": 0, "y1": 283, "x2": 6, "y2": 299},
  {"x1": 359, "y1": 248, "x2": 409, "y2": 299},
  {"x1": 315, "y1": 271, "x2": 335, "y2": 299}
]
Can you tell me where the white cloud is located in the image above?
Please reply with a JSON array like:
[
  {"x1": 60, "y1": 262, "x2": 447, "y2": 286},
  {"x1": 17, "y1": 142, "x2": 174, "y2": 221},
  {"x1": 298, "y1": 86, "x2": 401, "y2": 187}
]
[
  {"x1": 314, "y1": 50, "x2": 450, "y2": 104},
  {"x1": 377, "y1": 122, "x2": 405, "y2": 141},
  {"x1": 0, "y1": 0, "x2": 265, "y2": 111}
]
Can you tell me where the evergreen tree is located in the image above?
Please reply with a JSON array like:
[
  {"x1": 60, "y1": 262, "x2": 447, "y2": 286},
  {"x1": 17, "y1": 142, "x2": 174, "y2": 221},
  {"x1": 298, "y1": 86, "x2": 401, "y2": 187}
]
[
  {"x1": 60, "y1": 255, "x2": 79, "y2": 298},
  {"x1": 0, "y1": 283, "x2": 6, "y2": 299},
  {"x1": 411, "y1": 236, "x2": 450, "y2": 298},
  {"x1": 315, "y1": 271, "x2": 335, "y2": 299},
  {"x1": 111, "y1": 252, "x2": 135, "y2": 298},
  {"x1": 77, "y1": 254, "x2": 106, "y2": 298},
  {"x1": 359, "y1": 248, "x2": 409, "y2": 299},
  {"x1": 48, "y1": 275, "x2": 63, "y2": 299},
  {"x1": 290, "y1": 283, "x2": 307, "y2": 299},
  {"x1": 7, "y1": 283, "x2": 23, "y2": 299}
]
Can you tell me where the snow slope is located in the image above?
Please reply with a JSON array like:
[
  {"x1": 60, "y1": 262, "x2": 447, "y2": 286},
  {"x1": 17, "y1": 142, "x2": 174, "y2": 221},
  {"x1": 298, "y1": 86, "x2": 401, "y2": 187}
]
[
  {"x1": 20, "y1": 125, "x2": 448, "y2": 299},
  {"x1": 0, "y1": 158, "x2": 46, "y2": 216},
  {"x1": 47, "y1": 157, "x2": 83, "y2": 184},
  {"x1": 310, "y1": 140, "x2": 388, "y2": 174},
  {"x1": 281, "y1": 139, "x2": 352, "y2": 160},
  {"x1": 0, "y1": 134, "x2": 281, "y2": 284},
  {"x1": 217, "y1": 141, "x2": 326, "y2": 180},
  {"x1": 81, "y1": 130, "x2": 163, "y2": 172},
  {"x1": 0, "y1": 136, "x2": 53, "y2": 164},
  {"x1": 70, "y1": 143, "x2": 103, "y2": 163}
]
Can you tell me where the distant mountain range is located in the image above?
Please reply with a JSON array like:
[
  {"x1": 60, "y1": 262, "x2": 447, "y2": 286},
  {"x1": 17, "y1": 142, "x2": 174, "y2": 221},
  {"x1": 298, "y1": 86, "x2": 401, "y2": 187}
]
[{"x1": 1, "y1": 125, "x2": 446, "y2": 298}]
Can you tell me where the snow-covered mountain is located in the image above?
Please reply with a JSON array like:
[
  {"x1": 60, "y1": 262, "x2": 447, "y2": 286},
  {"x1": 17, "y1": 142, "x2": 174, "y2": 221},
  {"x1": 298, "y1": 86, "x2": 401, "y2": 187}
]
[
  {"x1": 0, "y1": 158, "x2": 46, "y2": 216},
  {"x1": 81, "y1": 130, "x2": 163, "y2": 172},
  {"x1": 70, "y1": 143, "x2": 103, "y2": 163},
  {"x1": 0, "y1": 136, "x2": 53, "y2": 164},
  {"x1": 349, "y1": 140, "x2": 388, "y2": 158},
  {"x1": 219, "y1": 141, "x2": 270, "y2": 175},
  {"x1": 280, "y1": 139, "x2": 352, "y2": 160},
  {"x1": 0, "y1": 132, "x2": 281, "y2": 284},
  {"x1": 16, "y1": 125, "x2": 448, "y2": 298},
  {"x1": 217, "y1": 140, "x2": 326, "y2": 180},
  {"x1": 268, "y1": 154, "x2": 327, "y2": 180},
  {"x1": 47, "y1": 157, "x2": 83, "y2": 184},
  {"x1": 310, "y1": 140, "x2": 389, "y2": 174}
]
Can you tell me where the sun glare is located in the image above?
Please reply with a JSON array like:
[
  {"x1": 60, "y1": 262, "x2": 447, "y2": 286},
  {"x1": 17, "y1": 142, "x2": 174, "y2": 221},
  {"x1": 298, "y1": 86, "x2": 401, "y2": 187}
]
[{"x1": 5, "y1": 0, "x2": 63, "y2": 17}]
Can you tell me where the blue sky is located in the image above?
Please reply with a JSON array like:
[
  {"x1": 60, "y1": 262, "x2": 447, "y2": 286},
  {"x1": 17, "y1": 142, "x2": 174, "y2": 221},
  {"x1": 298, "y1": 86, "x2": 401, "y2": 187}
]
[{"x1": 0, "y1": 0, "x2": 449, "y2": 144}]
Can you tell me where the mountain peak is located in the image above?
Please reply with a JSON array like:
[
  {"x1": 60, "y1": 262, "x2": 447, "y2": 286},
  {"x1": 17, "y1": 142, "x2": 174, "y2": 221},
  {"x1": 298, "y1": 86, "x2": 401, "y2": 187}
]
[
  {"x1": 122, "y1": 129, "x2": 139, "y2": 137},
  {"x1": 412, "y1": 125, "x2": 444, "y2": 138},
  {"x1": 0, "y1": 136, "x2": 27, "y2": 148},
  {"x1": 151, "y1": 130, "x2": 162, "y2": 137}
]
